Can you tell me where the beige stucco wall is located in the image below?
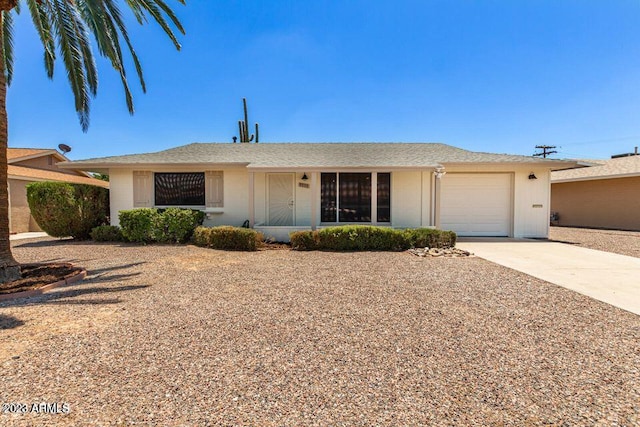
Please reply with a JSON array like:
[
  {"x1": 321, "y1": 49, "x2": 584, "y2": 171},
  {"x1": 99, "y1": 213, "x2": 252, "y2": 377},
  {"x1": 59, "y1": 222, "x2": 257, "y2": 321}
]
[
  {"x1": 108, "y1": 167, "x2": 250, "y2": 227},
  {"x1": 106, "y1": 165, "x2": 553, "y2": 239},
  {"x1": 391, "y1": 170, "x2": 427, "y2": 228},
  {"x1": 204, "y1": 168, "x2": 249, "y2": 227},
  {"x1": 551, "y1": 177, "x2": 640, "y2": 231},
  {"x1": 8, "y1": 179, "x2": 43, "y2": 233}
]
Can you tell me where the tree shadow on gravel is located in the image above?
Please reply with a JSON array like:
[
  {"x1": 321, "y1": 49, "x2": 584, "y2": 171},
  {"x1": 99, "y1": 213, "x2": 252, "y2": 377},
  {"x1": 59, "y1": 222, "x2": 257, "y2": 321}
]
[
  {"x1": 0, "y1": 285, "x2": 150, "y2": 308},
  {"x1": 88, "y1": 272, "x2": 143, "y2": 283},
  {"x1": 87, "y1": 262, "x2": 146, "y2": 276},
  {"x1": 85, "y1": 262, "x2": 146, "y2": 283},
  {"x1": 0, "y1": 314, "x2": 25, "y2": 330}
]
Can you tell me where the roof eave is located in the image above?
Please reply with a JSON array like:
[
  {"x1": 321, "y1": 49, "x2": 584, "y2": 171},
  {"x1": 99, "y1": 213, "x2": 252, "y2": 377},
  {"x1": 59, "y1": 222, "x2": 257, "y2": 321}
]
[
  {"x1": 8, "y1": 149, "x2": 65, "y2": 164},
  {"x1": 441, "y1": 160, "x2": 576, "y2": 170},
  {"x1": 58, "y1": 161, "x2": 251, "y2": 171},
  {"x1": 552, "y1": 172, "x2": 640, "y2": 183}
]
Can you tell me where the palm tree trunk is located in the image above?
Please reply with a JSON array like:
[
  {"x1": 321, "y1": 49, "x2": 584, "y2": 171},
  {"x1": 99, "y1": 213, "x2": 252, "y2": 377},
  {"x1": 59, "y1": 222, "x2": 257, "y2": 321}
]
[{"x1": 0, "y1": 11, "x2": 20, "y2": 284}]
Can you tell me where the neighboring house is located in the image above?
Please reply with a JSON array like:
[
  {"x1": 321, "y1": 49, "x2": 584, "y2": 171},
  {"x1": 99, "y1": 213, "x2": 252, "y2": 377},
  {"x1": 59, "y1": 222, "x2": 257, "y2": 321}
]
[
  {"x1": 551, "y1": 155, "x2": 640, "y2": 231},
  {"x1": 60, "y1": 142, "x2": 572, "y2": 241},
  {"x1": 8, "y1": 148, "x2": 110, "y2": 234}
]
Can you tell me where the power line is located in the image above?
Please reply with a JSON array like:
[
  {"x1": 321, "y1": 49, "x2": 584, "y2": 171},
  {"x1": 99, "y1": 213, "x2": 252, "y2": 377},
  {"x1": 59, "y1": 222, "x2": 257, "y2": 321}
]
[
  {"x1": 560, "y1": 136, "x2": 640, "y2": 147},
  {"x1": 533, "y1": 145, "x2": 558, "y2": 158}
]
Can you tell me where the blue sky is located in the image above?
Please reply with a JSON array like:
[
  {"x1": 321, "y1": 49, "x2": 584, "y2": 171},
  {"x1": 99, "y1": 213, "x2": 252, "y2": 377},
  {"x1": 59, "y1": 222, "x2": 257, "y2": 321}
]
[{"x1": 7, "y1": 0, "x2": 640, "y2": 160}]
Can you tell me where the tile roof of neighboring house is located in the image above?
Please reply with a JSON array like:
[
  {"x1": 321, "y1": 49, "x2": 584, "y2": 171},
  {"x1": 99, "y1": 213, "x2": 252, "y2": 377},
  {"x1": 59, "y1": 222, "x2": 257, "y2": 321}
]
[
  {"x1": 8, "y1": 165, "x2": 109, "y2": 188},
  {"x1": 552, "y1": 155, "x2": 640, "y2": 183},
  {"x1": 7, "y1": 148, "x2": 59, "y2": 162},
  {"x1": 60, "y1": 142, "x2": 573, "y2": 170}
]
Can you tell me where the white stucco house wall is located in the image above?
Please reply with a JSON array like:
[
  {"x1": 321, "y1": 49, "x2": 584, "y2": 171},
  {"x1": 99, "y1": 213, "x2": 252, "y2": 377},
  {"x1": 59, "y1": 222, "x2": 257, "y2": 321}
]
[{"x1": 60, "y1": 142, "x2": 573, "y2": 241}]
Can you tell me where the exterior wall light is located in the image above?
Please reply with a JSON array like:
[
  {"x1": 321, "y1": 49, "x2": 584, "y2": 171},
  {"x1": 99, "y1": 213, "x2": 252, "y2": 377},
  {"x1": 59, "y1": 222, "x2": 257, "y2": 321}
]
[{"x1": 528, "y1": 173, "x2": 537, "y2": 180}]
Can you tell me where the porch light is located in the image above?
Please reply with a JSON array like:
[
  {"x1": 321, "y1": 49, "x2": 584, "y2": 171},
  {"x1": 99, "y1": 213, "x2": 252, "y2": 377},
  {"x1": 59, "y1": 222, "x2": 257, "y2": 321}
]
[
  {"x1": 301, "y1": 173, "x2": 309, "y2": 181},
  {"x1": 528, "y1": 173, "x2": 537, "y2": 180}
]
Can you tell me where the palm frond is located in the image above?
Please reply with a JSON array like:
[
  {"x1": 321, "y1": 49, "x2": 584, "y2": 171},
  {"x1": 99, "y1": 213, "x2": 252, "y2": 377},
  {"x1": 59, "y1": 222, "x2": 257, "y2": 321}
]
[
  {"x1": 21, "y1": 0, "x2": 185, "y2": 131},
  {"x1": 50, "y1": 0, "x2": 91, "y2": 130},
  {"x1": 104, "y1": 0, "x2": 146, "y2": 93},
  {"x1": 2, "y1": 10, "x2": 14, "y2": 86},
  {"x1": 148, "y1": 0, "x2": 185, "y2": 35},
  {"x1": 85, "y1": 0, "x2": 135, "y2": 113},
  {"x1": 26, "y1": 0, "x2": 56, "y2": 79},
  {"x1": 131, "y1": 0, "x2": 184, "y2": 49}
]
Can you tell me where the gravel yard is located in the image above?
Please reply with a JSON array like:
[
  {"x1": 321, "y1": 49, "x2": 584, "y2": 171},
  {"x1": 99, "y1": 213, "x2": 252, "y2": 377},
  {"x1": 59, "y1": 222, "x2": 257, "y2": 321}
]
[
  {"x1": 550, "y1": 226, "x2": 640, "y2": 258},
  {"x1": 1, "y1": 237, "x2": 639, "y2": 426}
]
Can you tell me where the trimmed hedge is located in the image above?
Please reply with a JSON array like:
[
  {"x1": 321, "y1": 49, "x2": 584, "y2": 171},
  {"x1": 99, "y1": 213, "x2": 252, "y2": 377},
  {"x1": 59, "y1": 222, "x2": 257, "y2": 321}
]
[
  {"x1": 318, "y1": 225, "x2": 408, "y2": 251},
  {"x1": 119, "y1": 208, "x2": 158, "y2": 243},
  {"x1": 193, "y1": 226, "x2": 263, "y2": 251},
  {"x1": 26, "y1": 182, "x2": 109, "y2": 239},
  {"x1": 290, "y1": 226, "x2": 456, "y2": 251},
  {"x1": 90, "y1": 225, "x2": 124, "y2": 242},
  {"x1": 289, "y1": 230, "x2": 320, "y2": 251},
  {"x1": 154, "y1": 208, "x2": 206, "y2": 243},
  {"x1": 403, "y1": 227, "x2": 457, "y2": 249},
  {"x1": 118, "y1": 208, "x2": 205, "y2": 243}
]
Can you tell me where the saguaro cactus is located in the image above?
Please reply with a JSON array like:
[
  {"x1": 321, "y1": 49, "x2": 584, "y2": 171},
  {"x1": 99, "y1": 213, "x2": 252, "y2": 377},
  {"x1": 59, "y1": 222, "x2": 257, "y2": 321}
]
[{"x1": 236, "y1": 98, "x2": 259, "y2": 143}]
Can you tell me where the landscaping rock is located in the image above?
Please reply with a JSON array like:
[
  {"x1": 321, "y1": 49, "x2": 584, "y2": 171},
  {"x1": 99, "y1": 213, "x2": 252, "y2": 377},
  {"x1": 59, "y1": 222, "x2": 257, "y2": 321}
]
[{"x1": 408, "y1": 247, "x2": 473, "y2": 257}]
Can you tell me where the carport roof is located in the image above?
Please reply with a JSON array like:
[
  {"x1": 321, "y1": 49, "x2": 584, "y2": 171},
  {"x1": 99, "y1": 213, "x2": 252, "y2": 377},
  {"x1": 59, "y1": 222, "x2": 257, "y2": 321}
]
[
  {"x1": 552, "y1": 155, "x2": 640, "y2": 183},
  {"x1": 60, "y1": 142, "x2": 573, "y2": 171}
]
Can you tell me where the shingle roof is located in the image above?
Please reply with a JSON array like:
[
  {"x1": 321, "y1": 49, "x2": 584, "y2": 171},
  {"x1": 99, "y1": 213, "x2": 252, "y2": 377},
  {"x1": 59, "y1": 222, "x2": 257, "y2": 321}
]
[
  {"x1": 7, "y1": 148, "x2": 58, "y2": 162},
  {"x1": 61, "y1": 142, "x2": 572, "y2": 170},
  {"x1": 552, "y1": 155, "x2": 640, "y2": 182},
  {"x1": 8, "y1": 165, "x2": 109, "y2": 188}
]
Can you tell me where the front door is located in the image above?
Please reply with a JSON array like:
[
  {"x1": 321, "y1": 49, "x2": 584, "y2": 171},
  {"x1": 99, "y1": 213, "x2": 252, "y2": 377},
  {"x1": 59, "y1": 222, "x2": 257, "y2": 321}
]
[{"x1": 267, "y1": 173, "x2": 295, "y2": 226}]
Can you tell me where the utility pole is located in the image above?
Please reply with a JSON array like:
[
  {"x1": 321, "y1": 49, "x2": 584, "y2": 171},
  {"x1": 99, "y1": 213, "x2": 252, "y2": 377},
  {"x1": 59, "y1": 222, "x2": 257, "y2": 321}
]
[{"x1": 533, "y1": 145, "x2": 557, "y2": 158}]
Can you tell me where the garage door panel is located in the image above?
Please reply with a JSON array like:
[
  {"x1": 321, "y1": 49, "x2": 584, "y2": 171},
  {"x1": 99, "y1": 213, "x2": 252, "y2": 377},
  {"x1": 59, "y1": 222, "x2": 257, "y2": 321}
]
[{"x1": 441, "y1": 174, "x2": 511, "y2": 237}]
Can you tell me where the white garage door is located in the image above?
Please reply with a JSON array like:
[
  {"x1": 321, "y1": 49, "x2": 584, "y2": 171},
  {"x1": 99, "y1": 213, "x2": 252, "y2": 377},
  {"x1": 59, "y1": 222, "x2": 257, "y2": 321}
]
[{"x1": 440, "y1": 173, "x2": 512, "y2": 236}]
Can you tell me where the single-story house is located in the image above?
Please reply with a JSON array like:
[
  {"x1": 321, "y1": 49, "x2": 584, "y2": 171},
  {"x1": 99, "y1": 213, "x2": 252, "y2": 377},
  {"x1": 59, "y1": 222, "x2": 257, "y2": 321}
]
[
  {"x1": 551, "y1": 155, "x2": 640, "y2": 231},
  {"x1": 60, "y1": 142, "x2": 573, "y2": 241},
  {"x1": 8, "y1": 148, "x2": 110, "y2": 234}
]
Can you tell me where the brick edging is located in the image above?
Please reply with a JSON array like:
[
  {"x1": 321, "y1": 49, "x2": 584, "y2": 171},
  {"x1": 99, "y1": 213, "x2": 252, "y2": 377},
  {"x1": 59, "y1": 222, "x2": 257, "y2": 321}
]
[{"x1": 0, "y1": 269, "x2": 87, "y2": 302}]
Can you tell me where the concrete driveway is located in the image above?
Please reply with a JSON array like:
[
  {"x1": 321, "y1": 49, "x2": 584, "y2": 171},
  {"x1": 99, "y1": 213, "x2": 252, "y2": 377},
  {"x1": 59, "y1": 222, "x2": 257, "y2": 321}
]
[{"x1": 457, "y1": 238, "x2": 640, "y2": 316}]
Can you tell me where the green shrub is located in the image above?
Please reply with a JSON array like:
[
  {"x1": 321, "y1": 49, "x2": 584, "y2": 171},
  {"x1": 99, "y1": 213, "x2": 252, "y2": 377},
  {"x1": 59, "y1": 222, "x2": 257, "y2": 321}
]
[
  {"x1": 120, "y1": 208, "x2": 206, "y2": 244},
  {"x1": 154, "y1": 208, "x2": 205, "y2": 243},
  {"x1": 119, "y1": 208, "x2": 159, "y2": 243},
  {"x1": 26, "y1": 182, "x2": 109, "y2": 239},
  {"x1": 403, "y1": 228, "x2": 457, "y2": 249},
  {"x1": 289, "y1": 226, "x2": 457, "y2": 251},
  {"x1": 193, "y1": 226, "x2": 262, "y2": 251},
  {"x1": 289, "y1": 230, "x2": 320, "y2": 250},
  {"x1": 90, "y1": 225, "x2": 124, "y2": 242},
  {"x1": 317, "y1": 225, "x2": 409, "y2": 251}
]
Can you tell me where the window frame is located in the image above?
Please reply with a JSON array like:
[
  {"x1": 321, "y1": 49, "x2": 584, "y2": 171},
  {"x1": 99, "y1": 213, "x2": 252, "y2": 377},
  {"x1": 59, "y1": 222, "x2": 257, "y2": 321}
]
[
  {"x1": 153, "y1": 172, "x2": 207, "y2": 207},
  {"x1": 320, "y1": 172, "x2": 391, "y2": 224}
]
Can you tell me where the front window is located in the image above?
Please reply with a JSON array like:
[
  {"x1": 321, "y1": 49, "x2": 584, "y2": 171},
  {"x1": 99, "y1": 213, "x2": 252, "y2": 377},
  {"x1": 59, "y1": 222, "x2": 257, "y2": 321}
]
[
  {"x1": 339, "y1": 173, "x2": 371, "y2": 222},
  {"x1": 377, "y1": 173, "x2": 391, "y2": 222},
  {"x1": 154, "y1": 172, "x2": 205, "y2": 206},
  {"x1": 321, "y1": 172, "x2": 389, "y2": 223}
]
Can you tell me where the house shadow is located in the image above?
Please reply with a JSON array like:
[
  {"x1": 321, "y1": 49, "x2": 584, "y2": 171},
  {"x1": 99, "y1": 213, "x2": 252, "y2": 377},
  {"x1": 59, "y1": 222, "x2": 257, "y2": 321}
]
[
  {"x1": 0, "y1": 313, "x2": 25, "y2": 330},
  {"x1": 13, "y1": 238, "x2": 74, "y2": 249}
]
